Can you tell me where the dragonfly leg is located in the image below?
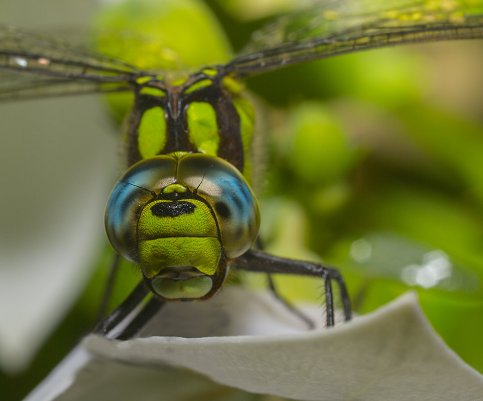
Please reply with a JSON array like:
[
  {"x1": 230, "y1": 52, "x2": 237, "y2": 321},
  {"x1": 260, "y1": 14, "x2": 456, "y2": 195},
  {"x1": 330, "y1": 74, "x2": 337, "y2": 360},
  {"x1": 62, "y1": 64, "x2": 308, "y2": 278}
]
[
  {"x1": 96, "y1": 253, "x2": 122, "y2": 322},
  {"x1": 231, "y1": 249, "x2": 352, "y2": 327},
  {"x1": 266, "y1": 274, "x2": 315, "y2": 329},
  {"x1": 93, "y1": 281, "x2": 150, "y2": 336},
  {"x1": 115, "y1": 297, "x2": 164, "y2": 340},
  {"x1": 257, "y1": 237, "x2": 315, "y2": 328}
]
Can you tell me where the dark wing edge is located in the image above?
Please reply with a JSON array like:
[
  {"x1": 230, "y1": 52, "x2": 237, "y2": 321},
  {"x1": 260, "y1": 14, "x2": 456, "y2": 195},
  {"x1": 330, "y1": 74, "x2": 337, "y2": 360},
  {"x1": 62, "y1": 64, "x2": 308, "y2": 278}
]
[
  {"x1": 0, "y1": 26, "x2": 145, "y2": 100},
  {"x1": 225, "y1": 2, "x2": 483, "y2": 76},
  {"x1": 0, "y1": 76, "x2": 133, "y2": 102}
]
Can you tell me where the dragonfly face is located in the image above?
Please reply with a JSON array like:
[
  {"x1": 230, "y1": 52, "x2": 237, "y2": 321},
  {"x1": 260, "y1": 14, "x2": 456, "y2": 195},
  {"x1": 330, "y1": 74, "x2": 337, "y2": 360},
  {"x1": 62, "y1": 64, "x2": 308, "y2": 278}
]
[
  {"x1": 105, "y1": 72, "x2": 260, "y2": 300},
  {"x1": 105, "y1": 152, "x2": 260, "y2": 300}
]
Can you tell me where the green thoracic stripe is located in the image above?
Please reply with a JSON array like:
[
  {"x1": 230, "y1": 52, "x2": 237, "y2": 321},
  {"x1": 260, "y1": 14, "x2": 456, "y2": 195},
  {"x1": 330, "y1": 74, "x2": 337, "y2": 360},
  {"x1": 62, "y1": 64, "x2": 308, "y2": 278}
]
[
  {"x1": 131, "y1": 76, "x2": 255, "y2": 180},
  {"x1": 186, "y1": 102, "x2": 219, "y2": 156},
  {"x1": 184, "y1": 79, "x2": 212, "y2": 94},
  {"x1": 232, "y1": 96, "x2": 255, "y2": 182},
  {"x1": 138, "y1": 107, "x2": 167, "y2": 158},
  {"x1": 139, "y1": 87, "x2": 166, "y2": 97}
]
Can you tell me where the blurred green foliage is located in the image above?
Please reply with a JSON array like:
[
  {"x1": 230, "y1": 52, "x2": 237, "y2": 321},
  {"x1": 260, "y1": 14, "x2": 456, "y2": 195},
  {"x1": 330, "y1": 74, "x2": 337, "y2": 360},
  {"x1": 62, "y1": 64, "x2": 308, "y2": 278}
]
[
  {"x1": 2, "y1": 0, "x2": 483, "y2": 399},
  {"x1": 215, "y1": 0, "x2": 483, "y2": 374}
]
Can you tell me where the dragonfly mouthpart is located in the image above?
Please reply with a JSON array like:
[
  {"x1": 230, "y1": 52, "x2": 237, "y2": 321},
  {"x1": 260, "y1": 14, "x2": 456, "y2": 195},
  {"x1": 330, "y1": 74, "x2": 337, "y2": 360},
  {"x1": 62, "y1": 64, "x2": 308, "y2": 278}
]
[{"x1": 148, "y1": 266, "x2": 213, "y2": 300}]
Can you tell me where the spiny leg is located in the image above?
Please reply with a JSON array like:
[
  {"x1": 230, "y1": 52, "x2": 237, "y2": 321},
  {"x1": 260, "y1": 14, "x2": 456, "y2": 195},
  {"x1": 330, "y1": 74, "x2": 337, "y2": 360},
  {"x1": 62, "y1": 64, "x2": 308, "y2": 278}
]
[
  {"x1": 266, "y1": 274, "x2": 315, "y2": 329},
  {"x1": 231, "y1": 249, "x2": 352, "y2": 327},
  {"x1": 256, "y1": 238, "x2": 315, "y2": 328},
  {"x1": 328, "y1": 267, "x2": 351, "y2": 323}
]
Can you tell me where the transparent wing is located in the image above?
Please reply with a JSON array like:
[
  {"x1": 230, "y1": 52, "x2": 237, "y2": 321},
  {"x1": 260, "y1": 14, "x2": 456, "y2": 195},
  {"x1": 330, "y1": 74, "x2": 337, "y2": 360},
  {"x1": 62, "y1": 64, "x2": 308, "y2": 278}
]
[
  {"x1": 225, "y1": 0, "x2": 483, "y2": 75},
  {"x1": 0, "y1": 26, "x2": 145, "y2": 100},
  {"x1": 0, "y1": 70, "x2": 133, "y2": 101}
]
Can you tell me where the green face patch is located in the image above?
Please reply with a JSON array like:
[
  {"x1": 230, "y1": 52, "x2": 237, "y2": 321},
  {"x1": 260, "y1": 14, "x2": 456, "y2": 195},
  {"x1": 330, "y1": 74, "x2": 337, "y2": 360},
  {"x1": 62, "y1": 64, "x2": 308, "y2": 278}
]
[
  {"x1": 139, "y1": 236, "x2": 222, "y2": 278},
  {"x1": 137, "y1": 198, "x2": 222, "y2": 278},
  {"x1": 137, "y1": 199, "x2": 218, "y2": 240}
]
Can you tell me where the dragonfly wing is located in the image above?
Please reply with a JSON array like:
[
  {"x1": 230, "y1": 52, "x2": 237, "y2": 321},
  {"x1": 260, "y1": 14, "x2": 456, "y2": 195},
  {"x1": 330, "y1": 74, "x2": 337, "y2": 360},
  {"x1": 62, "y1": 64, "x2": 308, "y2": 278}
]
[
  {"x1": 0, "y1": 26, "x2": 144, "y2": 100},
  {"x1": 0, "y1": 70, "x2": 134, "y2": 100},
  {"x1": 225, "y1": 0, "x2": 483, "y2": 76}
]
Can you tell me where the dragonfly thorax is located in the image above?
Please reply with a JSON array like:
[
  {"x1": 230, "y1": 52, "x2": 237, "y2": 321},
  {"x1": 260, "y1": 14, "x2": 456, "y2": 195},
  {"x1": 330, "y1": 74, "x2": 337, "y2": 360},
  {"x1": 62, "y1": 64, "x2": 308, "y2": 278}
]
[{"x1": 125, "y1": 71, "x2": 255, "y2": 181}]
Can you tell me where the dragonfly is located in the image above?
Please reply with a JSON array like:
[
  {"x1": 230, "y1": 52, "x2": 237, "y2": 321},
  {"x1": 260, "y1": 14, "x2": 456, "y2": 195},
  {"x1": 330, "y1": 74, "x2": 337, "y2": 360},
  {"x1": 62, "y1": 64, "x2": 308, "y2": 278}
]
[{"x1": 1, "y1": 0, "x2": 482, "y2": 339}]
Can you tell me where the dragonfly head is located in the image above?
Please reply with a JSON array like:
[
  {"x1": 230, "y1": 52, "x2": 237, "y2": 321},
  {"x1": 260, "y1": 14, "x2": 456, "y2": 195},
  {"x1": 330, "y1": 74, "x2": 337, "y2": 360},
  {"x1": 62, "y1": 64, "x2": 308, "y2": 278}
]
[{"x1": 105, "y1": 153, "x2": 260, "y2": 300}]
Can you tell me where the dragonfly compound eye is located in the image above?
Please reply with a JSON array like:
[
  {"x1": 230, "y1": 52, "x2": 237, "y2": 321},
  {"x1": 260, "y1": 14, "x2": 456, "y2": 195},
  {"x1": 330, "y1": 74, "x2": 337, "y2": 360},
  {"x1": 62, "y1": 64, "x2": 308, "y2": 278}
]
[{"x1": 105, "y1": 153, "x2": 260, "y2": 300}]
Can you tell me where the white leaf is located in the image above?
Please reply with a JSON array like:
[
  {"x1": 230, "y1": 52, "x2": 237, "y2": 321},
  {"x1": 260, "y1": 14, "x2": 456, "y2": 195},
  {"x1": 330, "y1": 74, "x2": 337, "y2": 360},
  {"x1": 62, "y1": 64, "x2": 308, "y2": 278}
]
[
  {"x1": 0, "y1": 97, "x2": 118, "y2": 372},
  {"x1": 26, "y1": 288, "x2": 483, "y2": 401}
]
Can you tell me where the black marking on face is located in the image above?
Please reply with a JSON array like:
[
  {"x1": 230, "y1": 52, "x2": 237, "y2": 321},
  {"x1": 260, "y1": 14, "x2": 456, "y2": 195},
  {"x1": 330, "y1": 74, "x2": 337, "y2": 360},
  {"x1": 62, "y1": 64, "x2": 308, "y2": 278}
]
[{"x1": 151, "y1": 201, "x2": 196, "y2": 217}]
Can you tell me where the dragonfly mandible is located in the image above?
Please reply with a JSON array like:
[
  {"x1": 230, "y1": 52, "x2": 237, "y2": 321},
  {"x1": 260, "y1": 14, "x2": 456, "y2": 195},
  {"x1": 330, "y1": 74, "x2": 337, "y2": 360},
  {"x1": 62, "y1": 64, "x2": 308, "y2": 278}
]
[{"x1": 1, "y1": 0, "x2": 482, "y2": 338}]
